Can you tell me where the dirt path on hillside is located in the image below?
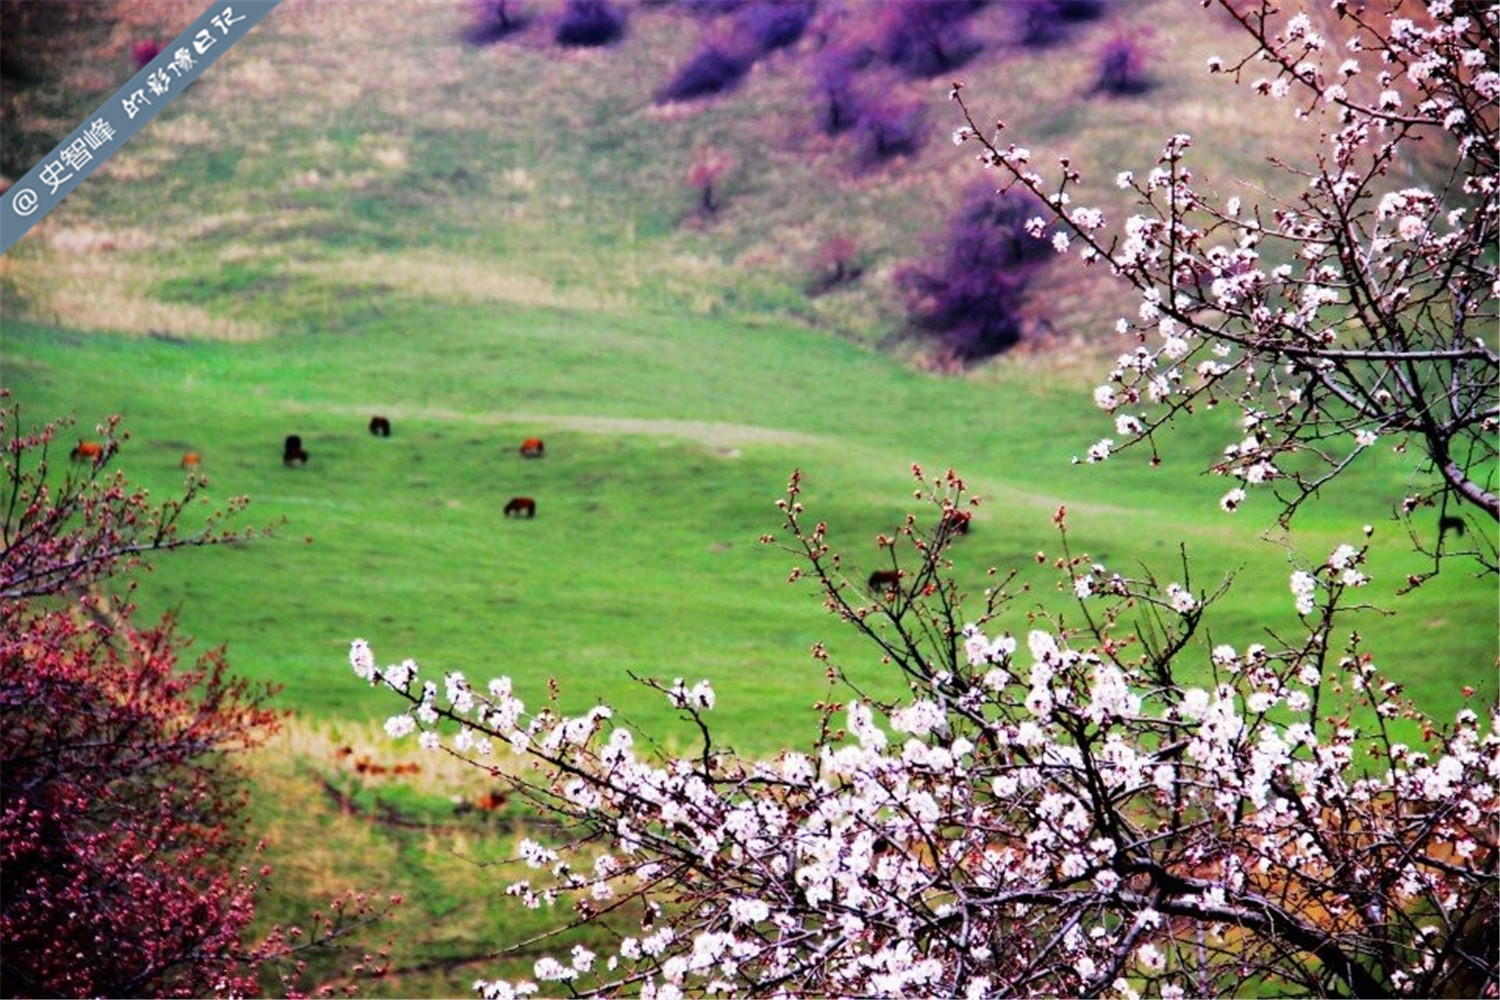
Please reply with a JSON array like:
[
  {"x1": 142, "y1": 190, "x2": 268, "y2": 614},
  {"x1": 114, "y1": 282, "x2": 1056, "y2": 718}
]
[{"x1": 286, "y1": 402, "x2": 828, "y2": 452}]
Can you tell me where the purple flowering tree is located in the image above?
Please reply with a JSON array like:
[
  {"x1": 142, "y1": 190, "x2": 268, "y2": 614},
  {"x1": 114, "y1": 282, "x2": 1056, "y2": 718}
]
[
  {"x1": 462, "y1": 0, "x2": 532, "y2": 46},
  {"x1": 896, "y1": 183, "x2": 1053, "y2": 363},
  {"x1": 734, "y1": 0, "x2": 813, "y2": 57},
  {"x1": 809, "y1": 46, "x2": 869, "y2": 137},
  {"x1": 951, "y1": 0, "x2": 1497, "y2": 583},
  {"x1": 554, "y1": 0, "x2": 626, "y2": 47},
  {"x1": 658, "y1": 43, "x2": 754, "y2": 103},
  {"x1": 878, "y1": 1, "x2": 984, "y2": 80},
  {"x1": 853, "y1": 97, "x2": 927, "y2": 170},
  {"x1": 1091, "y1": 32, "x2": 1154, "y2": 97}
]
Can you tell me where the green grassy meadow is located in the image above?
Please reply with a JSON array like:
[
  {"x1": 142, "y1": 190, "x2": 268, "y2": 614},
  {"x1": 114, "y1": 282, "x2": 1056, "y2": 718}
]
[
  {"x1": 10, "y1": 309, "x2": 1492, "y2": 748},
  {"x1": 2, "y1": 1, "x2": 1495, "y2": 994}
]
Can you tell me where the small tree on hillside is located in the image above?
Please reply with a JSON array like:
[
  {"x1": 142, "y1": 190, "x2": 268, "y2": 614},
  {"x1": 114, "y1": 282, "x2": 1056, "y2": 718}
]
[
  {"x1": 554, "y1": 0, "x2": 626, "y2": 47},
  {"x1": 687, "y1": 146, "x2": 736, "y2": 217},
  {"x1": 463, "y1": 0, "x2": 532, "y2": 46},
  {"x1": 1090, "y1": 31, "x2": 1154, "y2": 98},
  {"x1": 130, "y1": 38, "x2": 163, "y2": 69},
  {"x1": 879, "y1": 1, "x2": 984, "y2": 80},
  {"x1": 853, "y1": 98, "x2": 927, "y2": 170},
  {"x1": 809, "y1": 47, "x2": 870, "y2": 136},
  {"x1": 808, "y1": 232, "x2": 864, "y2": 294},
  {"x1": 952, "y1": 0, "x2": 1498, "y2": 582},
  {"x1": 658, "y1": 43, "x2": 755, "y2": 103},
  {"x1": 1013, "y1": 0, "x2": 1101, "y2": 49},
  {"x1": 734, "y1": 0, "x2": 813, "y2": 56}
]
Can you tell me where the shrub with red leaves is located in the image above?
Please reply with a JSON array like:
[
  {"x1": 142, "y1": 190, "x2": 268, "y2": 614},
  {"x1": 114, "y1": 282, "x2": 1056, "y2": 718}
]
[
  {"x1": 0, "y1": 611, "x2": 280, "y2": 998},
  {"x1": 0, "y1": 400, "x2": 282, "y2": 998},
  {"x1": 687, "y1": 146, "x2": 735, "y2": 215},
  {"x1": 807, "y1": 233, "x2": 863, "y2": 294},
  {"x1": 130, "y1": 38, "x2": 163, "y2": 69}
]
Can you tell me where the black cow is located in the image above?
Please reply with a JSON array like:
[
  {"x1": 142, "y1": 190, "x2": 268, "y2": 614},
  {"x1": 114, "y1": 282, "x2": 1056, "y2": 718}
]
[
  {"x1": 369, "y1": 416, "x2": 392, "y2": 437},
  {"x1": 283, "y1": 434, "x2": 309, "y2": 467}
]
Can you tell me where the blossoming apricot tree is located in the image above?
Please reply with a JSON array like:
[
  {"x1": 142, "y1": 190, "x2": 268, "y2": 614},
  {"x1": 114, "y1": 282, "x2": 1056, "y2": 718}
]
[
  {"x1": 353, "y1": 466, "x2": 1496, "y2": 999},
  {"x1": 348, "y1": 4, "x2": 1496, "y2": 997},
  {"x1": 951, "y1": 0, "x2": 1496, "y2": 585}
]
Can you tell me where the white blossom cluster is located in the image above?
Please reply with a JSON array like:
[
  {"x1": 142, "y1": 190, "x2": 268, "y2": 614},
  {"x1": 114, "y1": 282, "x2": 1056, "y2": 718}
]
[{"x1": 350, "y1": 530, "x2": 1496, "y2": 997}]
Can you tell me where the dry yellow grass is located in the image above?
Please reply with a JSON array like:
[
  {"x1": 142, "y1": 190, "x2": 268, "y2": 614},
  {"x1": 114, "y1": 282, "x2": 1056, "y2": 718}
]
[
  {"x1": 291, "y1": 252, "x2": 633, "y2": 315},
  {"x1": 5, "y1": 221, "x2": 272, "y2": 341}
]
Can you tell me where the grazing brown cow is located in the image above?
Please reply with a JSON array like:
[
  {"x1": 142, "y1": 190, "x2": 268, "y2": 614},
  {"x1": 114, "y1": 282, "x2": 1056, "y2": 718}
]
[
  {"x1": 70, "y1": 441, "x2": 104, "y2": 463},
  {"x1": 1440, "y1": 514, "x2": 1466, "y2": 537},
  {"x1": 454, "y1": 788, "x2": 508, "y2": 816},
  {"x1": 520, "y1": 437, "x2": 545, "y2": 458},
  {"x1": 180, "y1": 451, "x2": 201, "y2": 470},
  {"x1": 283, "y1": 434, "x2": 309, "y2": 467},
  {"x1": 868, "y1": 569, "x2": 902, "y2": 593},
  {"x1": 504, "y1": 496, "x2": 537, "y2": 518},
  {"x1": 369, "y1": 416, "x2": 391, "y2": 438},
  {"x1": 353, "y1": 755, "x2": 388, "y2": 776}
]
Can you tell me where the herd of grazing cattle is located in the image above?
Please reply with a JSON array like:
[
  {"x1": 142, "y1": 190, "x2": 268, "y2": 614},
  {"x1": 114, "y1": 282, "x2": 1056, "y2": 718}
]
[
  {"x1": 67, "y1": 419, "x2": 990, "y2": 599},
  {"x1": 68, "y1": 414, "x2": 547, "y2": 523},
  {"x1": 281, "y1": 418, "x2": 544, "y2": 517}
]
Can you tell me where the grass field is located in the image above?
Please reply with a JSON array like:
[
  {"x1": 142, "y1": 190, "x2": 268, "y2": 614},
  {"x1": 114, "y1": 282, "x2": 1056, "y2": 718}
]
[
  {"x1": 2, "y1": 1, "x2": 1495, "y2": 994},
  {"x1": 9, "y1": 310, "x2": 1492, "y2": 744}
]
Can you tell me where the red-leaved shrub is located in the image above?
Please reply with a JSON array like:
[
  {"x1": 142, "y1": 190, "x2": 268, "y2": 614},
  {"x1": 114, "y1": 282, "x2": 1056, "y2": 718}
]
[
  {"x1": 0, "y1": 400, "x2": 283, "y2": 997},
  {"x1": 0, "y1": 609, "x2": 280, "y2": 998}
]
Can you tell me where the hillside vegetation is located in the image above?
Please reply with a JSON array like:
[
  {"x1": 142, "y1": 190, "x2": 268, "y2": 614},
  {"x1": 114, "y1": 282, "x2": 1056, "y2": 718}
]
[
  {"x1": 1, "y1": 2, "x2": 1493, "y2": 995},
  {"x1": 6, "y1": 1, "x2": 1323, "y2": 356}
]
